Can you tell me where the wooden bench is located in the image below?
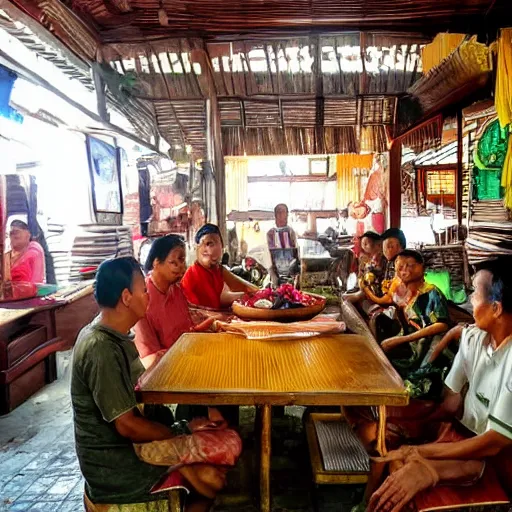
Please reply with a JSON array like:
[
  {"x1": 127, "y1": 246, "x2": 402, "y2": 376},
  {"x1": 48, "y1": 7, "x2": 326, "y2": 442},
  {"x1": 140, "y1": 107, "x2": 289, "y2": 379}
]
[{"x1": 306, "y1": 412, "x2": 369, "y2": 510}]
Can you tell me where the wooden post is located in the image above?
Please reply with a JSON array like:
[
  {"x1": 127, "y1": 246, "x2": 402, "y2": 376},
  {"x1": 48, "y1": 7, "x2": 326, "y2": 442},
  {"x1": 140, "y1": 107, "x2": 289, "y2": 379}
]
[
  {"x1": 314, "y1": 36, "x2": 324, "y2": 155},
  {"x1": 260, "y1": 404, "x2": 272, "y2": 512},
  {"x1": 92, "y1": 67, "x2": 109, "y2": 122},
  {"x1": 211, "y1": 97, "x2": 227, "y2": 241},
  {"x1": 198, "y1": 45, "x2": 226, "y2": 241},
  {"x1": 389, "y1": 139, "x2": 402, "y2": 228},
  {"x1": 456, "y1": 109, "x2": 464, "y2": 229}
]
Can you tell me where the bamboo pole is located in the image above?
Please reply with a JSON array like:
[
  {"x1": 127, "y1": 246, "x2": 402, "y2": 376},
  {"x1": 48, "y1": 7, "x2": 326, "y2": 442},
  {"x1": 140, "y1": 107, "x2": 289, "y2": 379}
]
[
  {"x1": 389, "y1": 139, "x2": 402, "y2": 228},
  {"x1": 456, "y1": 109, "x2": 464, "y2": 228}
]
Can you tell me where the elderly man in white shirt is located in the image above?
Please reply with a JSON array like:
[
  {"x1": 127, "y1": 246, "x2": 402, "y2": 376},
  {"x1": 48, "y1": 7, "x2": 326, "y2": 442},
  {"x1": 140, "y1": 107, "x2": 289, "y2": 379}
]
[{"x1": 368, "y1": 256, "x2": 512, "y2": 512}]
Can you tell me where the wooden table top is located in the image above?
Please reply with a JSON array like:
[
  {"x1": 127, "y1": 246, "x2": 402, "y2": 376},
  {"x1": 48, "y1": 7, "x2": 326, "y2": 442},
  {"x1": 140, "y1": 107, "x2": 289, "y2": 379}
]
[
  {"x1": 138, "y1": 333, "x2": 408, "y2": 407},
  {"x1": 0, "y1": 282, "x2": 94, "y2": 328}
]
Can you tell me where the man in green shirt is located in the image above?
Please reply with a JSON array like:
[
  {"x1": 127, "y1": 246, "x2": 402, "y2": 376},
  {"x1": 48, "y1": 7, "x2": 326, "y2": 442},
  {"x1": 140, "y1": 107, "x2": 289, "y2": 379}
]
[{"x1": 71, "y1": 257, "x2": 229, "y2": 511}]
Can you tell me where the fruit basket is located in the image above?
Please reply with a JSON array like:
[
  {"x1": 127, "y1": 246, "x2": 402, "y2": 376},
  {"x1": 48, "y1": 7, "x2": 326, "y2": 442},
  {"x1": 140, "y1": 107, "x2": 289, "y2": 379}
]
[{"x1": 232, "y1": 284, "x2": 326, "y2": 322}]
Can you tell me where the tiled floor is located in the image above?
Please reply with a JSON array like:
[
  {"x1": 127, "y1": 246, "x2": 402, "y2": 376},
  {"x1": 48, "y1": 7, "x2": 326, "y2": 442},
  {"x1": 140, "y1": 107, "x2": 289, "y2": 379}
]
[{"x1": 0, "y1": 353, "x2": 363, "y2": 512}]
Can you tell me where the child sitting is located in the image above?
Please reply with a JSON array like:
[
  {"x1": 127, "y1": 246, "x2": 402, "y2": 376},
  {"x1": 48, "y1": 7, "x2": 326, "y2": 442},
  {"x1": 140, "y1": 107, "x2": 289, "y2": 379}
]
[{"x1": 345, "y1": 231, "x2": 385, "y2": 303}]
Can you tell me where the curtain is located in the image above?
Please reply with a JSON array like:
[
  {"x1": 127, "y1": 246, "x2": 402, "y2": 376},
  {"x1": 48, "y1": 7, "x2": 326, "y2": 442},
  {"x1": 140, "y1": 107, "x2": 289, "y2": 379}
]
[
  {"x1": 421, "y1": 33, "x2": 465, "y2": 74},
  {"x1": 496, "y1": 29, "x2": 512, "y2": 209},
  {"x1": 225, "y1": 157, "x2": 249, "y2": 214},
  {"x1": 336, "y1": 154, "x2": 374, "y2": 209}
]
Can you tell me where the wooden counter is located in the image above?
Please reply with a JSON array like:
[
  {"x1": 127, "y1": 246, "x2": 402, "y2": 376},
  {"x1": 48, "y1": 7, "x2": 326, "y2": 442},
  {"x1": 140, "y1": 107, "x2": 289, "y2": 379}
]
[{"x1": 0, "y1": 282, "x2": 98, "y2": 414}]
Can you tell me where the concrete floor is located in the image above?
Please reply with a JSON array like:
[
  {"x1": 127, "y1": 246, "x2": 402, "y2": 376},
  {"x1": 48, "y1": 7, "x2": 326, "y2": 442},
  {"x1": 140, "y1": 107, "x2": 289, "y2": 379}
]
[{"x1": 0, "y1": 352, "x2": 363, "y2": 512}]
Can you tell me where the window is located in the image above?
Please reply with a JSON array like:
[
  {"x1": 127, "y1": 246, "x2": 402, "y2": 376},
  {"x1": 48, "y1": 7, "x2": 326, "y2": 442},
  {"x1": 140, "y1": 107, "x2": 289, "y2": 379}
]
[{"x1": 426, "y1": 170, "x2": 456, "y2": 195}]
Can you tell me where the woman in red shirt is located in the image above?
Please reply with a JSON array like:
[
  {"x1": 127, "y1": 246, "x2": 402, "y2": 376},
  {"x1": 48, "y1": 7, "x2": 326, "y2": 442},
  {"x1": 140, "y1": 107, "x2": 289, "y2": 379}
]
[
  {"x1": 134, "y1": 233, "x2": 237, "y2": 424},
  {"x1": 134, "y1": 235, "x2": 214, "y2": 370},
  {"x1": 181, "y1": 224, "x2": 245, "y2": 310},
  {"x1": 5, "y1": 220, "x2": 45, "y2": 283}
]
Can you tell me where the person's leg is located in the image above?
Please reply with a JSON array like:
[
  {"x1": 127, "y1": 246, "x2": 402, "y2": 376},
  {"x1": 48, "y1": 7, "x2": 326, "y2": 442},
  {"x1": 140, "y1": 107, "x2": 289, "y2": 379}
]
[
  {"x1": 185, "y1": 497, "x2": 213, "y2": 512},
  {"x1": 179, "y1": 465, "x2": 227, "y2": 499}
]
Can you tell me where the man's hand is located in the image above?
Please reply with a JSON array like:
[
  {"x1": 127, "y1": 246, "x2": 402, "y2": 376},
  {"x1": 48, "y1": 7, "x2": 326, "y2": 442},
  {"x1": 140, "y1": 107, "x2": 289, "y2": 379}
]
[{"x1": 368, "y1": 459, "x2": 438, "y2": 512}]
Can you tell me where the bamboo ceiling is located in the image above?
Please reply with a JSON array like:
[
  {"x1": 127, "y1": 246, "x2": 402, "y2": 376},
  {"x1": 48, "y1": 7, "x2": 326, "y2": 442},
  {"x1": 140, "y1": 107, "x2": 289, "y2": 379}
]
[
  {"x1": 15, "y1": 0, "x2": 511, "y2": 42},
  {"x1": 6, "y1": 0, "x2": 509, "y2": 158},
  {"x1": 102, "y1": 35, "x2": 417, "y2": 157}
]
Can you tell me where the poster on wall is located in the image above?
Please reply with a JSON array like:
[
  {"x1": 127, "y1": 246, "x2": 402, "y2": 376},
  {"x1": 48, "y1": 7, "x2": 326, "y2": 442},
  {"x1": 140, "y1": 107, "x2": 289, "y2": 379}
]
[{"x1": 86, "y1": 136, "x2": 123, "y2": 222}]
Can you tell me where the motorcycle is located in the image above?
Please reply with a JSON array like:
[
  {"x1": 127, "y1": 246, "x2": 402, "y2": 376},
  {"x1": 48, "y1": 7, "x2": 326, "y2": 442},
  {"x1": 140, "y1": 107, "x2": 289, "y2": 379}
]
[
  {"x1": 227, "y1": 255, "x2": 267, "y2": 287},
  {"x1": 315, "y1": 229, "x2": 357, "y2": 291}
]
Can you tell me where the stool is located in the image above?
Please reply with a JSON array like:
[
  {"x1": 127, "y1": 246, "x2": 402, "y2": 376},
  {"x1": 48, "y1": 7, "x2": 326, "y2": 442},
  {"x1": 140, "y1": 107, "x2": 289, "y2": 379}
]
[{"x1": 83, "y1": 489, "x2": 183, "y2": 511}]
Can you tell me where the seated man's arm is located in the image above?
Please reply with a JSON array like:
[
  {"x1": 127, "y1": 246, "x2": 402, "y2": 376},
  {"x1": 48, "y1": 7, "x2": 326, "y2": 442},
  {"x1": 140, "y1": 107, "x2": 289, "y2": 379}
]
[
  {"x1": 115, "y1": 409, "x2": 173, "y2": 442},
  {"x1": 85, "y1": 343, "x2": 173, "y2": 443},
  {"x1": 418, "y1": 429, "x2": 512, "y2": 460},
  {"x1": 421, "y1": 374, "x2": 512, "y2": 460}
]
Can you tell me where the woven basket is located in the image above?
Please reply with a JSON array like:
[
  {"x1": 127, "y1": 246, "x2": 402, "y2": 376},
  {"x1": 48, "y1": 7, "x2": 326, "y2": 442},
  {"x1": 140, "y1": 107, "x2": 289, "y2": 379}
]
[{"x1": 232, "y1": 294, "x2": 326, "y2": 322}]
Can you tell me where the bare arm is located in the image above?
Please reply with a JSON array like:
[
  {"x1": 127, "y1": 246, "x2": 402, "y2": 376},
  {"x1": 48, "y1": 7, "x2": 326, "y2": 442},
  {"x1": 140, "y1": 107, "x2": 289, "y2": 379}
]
[
  {"x1": 418, "y1": 429, "x2": 512, "y2": 460},
  {"x1": 114, "y1": 408, "x2": 174, "y2": 442},
  {"x1": 428, "y1": 323, "x2": 465, "y2": 363},
  {"x1": 381, "y1": 322, "x2": 448, "y2": 352},
  {"x1": 220, "y1": 284, "x2": 245, "y2": 307},
  {"x1": 140, "y1": 350, "x2": 167, "y2": 370}
]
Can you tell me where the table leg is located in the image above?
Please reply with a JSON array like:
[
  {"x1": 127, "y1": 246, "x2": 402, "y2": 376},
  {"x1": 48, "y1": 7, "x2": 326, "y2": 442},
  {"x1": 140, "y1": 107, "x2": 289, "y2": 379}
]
[
  {"x1": 376, "y1": 405, "x2": 387, "y2": 457},
  {"x1": 362, "y1": 405, "x2": 388, "y2": 505},
  {"x1": 260, "y1": 404, "x2": 271, "y2": 512}
]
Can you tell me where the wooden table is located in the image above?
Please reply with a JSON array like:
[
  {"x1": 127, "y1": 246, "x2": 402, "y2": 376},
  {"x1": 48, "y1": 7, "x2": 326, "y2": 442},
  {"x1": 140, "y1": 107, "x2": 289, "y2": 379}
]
[{"x1": 138, "y1": 333, "x2": 408, "y2": 512}]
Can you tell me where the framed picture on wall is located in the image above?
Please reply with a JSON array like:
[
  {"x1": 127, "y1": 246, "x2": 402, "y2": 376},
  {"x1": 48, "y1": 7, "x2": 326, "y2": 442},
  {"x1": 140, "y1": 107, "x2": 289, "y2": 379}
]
[
  {"x1": 86, "y1": 136, "x2": 123, "y2": 224},
  {"x1": 309, "y1": 157, "x2": 328, "y2": 176}
]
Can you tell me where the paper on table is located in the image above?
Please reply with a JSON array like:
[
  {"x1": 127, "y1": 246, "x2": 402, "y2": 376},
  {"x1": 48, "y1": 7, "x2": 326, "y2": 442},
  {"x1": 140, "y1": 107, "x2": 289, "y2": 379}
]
[{"x1": 216, "y1": 315, "x2": 345, "y2": 340}]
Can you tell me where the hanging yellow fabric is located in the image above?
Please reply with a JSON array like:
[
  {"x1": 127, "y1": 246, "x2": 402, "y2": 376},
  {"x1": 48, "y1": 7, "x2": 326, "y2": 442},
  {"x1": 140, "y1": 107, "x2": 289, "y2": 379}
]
[
  {"x1": 336, "y1": 154, "x2": 374, "y2": 209},
  {"x1": 496, "y1": 28, "x2": 512, "y2": 128},
  {"x1": 421, "y1": 33, "x2": 466, "y2": 74},
  {"x1": 496, "y1": 28, "x2": 512, "y2": 209},
  {"x1": 225, "y1": 157, "x2": 249, "y2": 214},
  {"x1": 502, "y1": 138, "x2": 512, "y2": 210}
]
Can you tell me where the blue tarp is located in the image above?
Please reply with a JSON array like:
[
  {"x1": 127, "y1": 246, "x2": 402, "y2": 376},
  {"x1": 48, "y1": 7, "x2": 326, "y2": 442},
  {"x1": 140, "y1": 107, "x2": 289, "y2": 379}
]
[{"x1": 0, "y1": 64, "x2": 23, "y2": 123}]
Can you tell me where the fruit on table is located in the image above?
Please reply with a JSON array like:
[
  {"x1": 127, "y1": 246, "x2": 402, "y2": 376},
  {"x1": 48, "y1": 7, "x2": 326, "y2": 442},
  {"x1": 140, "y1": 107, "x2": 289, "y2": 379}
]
[
  {"x1": 238, "y1": 284, "x2": 322, "y2": 310},
  {"x1": 253, "y1": 299, "x2": 273, "y2": 309}
]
